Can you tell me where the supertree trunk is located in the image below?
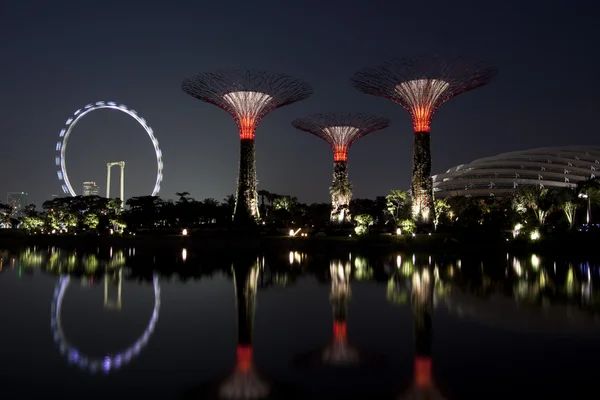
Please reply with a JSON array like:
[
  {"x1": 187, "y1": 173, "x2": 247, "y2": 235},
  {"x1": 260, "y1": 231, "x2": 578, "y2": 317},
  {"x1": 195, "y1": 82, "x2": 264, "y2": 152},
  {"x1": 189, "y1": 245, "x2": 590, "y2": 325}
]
[
  {"x1": 330, "y1": 161, "x2": 352, "y2": 224},
  {"x1": 412, "y1": 132, "x2": 434, "y2": 229},
  {"x1": 234, "y1": 139, "x2": 260, "y2": 224}
]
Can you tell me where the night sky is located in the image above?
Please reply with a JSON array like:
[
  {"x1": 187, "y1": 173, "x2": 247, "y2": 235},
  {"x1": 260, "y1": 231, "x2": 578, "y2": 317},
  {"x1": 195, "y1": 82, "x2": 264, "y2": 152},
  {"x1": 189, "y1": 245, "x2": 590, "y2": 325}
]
[{"x1": 2, "y1": 0, "x2": 598, "y2": 207}]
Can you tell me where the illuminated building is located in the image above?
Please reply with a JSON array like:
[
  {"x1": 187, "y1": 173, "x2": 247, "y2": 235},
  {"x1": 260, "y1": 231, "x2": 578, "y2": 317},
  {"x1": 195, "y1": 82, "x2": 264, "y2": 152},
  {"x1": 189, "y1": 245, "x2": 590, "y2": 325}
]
[
  {"x1": 433, "y1": 146, "x2": 600, "y2": 197},
  {"x1": 352, "y1": 56, "x2": 497, "y2": 229},
  {"x1": 182, "y1": 70, "x2": 312, "y2": 224},
  {"x1": 292, "y1": 113, "x2": 390, "y2": 223},
  {"x1": 6, "y1": 192, "x2": 27, "y2": 217},
  {"x1": 82, "y1": 181, "x2": 100, "y2": 196}
]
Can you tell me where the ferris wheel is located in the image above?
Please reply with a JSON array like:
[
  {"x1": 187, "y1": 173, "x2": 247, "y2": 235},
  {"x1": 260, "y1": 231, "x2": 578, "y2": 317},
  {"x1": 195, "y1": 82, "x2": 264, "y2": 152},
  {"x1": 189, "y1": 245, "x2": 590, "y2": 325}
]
[
  {"x1": 55, "y1": 101, "x2": 163, "y2": 196},
  {"x1": 50, "y1": 274, "x2": 161, "y2": 374}
]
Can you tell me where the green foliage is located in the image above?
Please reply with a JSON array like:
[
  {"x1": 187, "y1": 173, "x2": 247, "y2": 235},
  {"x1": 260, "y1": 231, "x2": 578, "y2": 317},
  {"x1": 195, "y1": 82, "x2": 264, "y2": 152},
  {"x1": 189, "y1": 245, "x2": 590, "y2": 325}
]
[
  {"x1": 83, "y1": 213, "x2": 99, "y2": 229},
  {"x1": 513, "y1": 187, "x2": 558, "y2": 227},
  {"x1": 400, "y1": 219, "x2": 416, "y2": 234},
  {"x1": 386, "y1": 189, "x2": 411, "y2": 223},
  {"x1": 433, "y1": 198, "x2": 450, "y2": 230},
  {"x1": 353, "y1": 214, "x2": 373, "y2": 235},
  {"x1": 20, "y1": 216, "x2": 44, "y2": 232}
]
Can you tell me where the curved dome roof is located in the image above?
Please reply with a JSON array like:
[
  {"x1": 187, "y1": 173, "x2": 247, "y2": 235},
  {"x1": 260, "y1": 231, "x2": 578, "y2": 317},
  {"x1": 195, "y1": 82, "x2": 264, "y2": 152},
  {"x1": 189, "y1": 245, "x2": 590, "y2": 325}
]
[{"x1": 432, "y1": 146, "x2": 600, "y2": 197}]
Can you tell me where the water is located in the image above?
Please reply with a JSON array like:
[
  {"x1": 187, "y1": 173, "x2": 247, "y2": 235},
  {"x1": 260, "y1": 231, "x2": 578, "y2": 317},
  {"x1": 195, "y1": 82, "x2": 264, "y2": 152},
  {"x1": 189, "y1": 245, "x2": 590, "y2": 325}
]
[{"x1": 1, "y1": 247, "x2": 599, "y2": 399}]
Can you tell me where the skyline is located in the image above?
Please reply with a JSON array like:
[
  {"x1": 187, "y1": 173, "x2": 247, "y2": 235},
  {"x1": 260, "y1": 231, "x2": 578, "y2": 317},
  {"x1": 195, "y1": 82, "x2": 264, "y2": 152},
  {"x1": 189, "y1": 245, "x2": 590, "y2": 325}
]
[{"x1": 2, "y1": 0, "x2": 599, "y2": 207}]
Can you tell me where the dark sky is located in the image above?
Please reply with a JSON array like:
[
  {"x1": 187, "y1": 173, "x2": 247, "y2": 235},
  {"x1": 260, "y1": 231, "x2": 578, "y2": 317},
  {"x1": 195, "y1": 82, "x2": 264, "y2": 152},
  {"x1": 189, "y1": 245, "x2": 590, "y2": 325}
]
[{"x1": 1, "y1": 0, "x2": 598, "y2": 206}]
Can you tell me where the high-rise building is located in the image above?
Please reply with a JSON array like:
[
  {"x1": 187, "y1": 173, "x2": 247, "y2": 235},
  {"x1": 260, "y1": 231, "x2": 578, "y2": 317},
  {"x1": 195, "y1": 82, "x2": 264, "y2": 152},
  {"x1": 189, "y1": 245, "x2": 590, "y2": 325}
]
[
  {"x1": 82, "y1": 182, "x2": 100, "y2": 196},
  {"x1": 6, "y1": 192, "x2": 27, "y2": 217}
]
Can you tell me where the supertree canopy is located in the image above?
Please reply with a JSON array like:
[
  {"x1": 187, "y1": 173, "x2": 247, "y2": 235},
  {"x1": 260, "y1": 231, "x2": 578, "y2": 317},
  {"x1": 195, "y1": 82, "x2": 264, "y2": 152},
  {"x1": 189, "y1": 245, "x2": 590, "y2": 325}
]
[
  {"x1": 291, "y1": 113, "x2": 390, "y2": 223},
  {"x1": 182, "y1": 70, "x2": 312, "y2": 224},
  {"x1": 351, "y1": 56, "x2": 497, "y2": 228}
]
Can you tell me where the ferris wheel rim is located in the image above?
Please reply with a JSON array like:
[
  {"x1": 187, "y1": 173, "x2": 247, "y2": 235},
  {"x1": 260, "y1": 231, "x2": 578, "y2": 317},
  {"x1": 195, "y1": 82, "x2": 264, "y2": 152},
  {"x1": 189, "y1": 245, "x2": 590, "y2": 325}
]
[
  {"x1": 55, "y1": 101, "x2": 163, "y2": 197},
  {"x1": 49, "y1": 273, "x2": 161, "y2": 374}
]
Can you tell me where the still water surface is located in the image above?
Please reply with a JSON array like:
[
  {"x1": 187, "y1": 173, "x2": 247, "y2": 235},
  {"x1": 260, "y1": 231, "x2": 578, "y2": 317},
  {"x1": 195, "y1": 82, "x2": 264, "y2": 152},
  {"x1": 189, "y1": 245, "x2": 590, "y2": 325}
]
[{"x1": 1, "y1": 247, "x2": 599, "y2": 399}]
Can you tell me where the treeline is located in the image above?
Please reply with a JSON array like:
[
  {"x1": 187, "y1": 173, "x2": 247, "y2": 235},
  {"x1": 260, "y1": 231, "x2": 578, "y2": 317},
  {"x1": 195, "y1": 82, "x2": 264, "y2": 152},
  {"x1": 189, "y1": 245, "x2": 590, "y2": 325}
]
[{"x1": 2, "y1": 178, "x2": 600, "y2": 236}]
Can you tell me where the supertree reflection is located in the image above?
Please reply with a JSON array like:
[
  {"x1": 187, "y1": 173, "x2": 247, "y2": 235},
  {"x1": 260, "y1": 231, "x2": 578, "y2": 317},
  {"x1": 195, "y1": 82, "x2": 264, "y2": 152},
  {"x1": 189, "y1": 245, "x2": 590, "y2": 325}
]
[
  {"x1": 323, "y1": 260, "x2": 358, "y2": 366},
  {"x1": 294, "y1": 259, "x2": 382, "y2": 370},
  {"x1": 399, "y1": 264, "x2": 446, "y2": 400},
  {"x1": 218, "y1": 259, "x2": 269, "y2": 399}
]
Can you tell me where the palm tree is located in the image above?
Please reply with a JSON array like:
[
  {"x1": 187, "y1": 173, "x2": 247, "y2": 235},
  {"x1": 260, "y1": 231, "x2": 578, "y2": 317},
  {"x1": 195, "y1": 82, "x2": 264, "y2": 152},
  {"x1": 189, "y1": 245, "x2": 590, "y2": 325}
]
[
  {"x1": 513, "y1": 186, "x2": 557, "y2": 227},
  {"x1": 555, "y1": 187, "x2": 580, "y2": 229},
  {"x1": 576, "y1": 178, "x2": 600, "y2": 224}
]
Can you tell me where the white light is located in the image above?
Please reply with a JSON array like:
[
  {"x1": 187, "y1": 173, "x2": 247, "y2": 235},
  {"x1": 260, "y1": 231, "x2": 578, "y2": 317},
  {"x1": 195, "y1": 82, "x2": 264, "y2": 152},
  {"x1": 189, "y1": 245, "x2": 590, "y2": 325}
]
[
  {"x1": 396, "y1": 228, "x2": 402, "y2": 235},
  {"x1": 182, "y1": 229, "x2": 188, "y2": 236},
  {"x1": 222, "y1": 91, "x2": 273, "y2": 120},
  {"x1": 182, "y1": 248, "x2": 187, "y2": 262},
  {"x1": 321, "y1": 126, "x2": 361, "y2": 149},
  {"x1": 530, "y1": 230, "x2": 540, "y2": 241},
  {"x1": 56, "y1": 101, "x2": 163, "y2": 197},
  {"x1": 395, "y1": 79, "x2": 450, "y2": 110},
  {"x1": 289, "y1": 229, "x2": 295, "y2": 237},
  {"x1": 531, "y1": 254, "x2": 540, "y2": 269},
  {"x1": 412, "y1": 233, "x2": 416, "y2": 237}
]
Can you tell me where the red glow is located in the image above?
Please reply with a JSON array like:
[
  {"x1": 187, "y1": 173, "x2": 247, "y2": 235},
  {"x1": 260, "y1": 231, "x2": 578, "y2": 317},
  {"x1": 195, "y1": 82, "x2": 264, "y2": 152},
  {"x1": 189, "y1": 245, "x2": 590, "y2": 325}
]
[
  {"x1": 414, "y1": 356, "x2": 432, "y2": 387},
  {"x1": 333, "y1": 321, "x2": 347, "y2": 342},
  {"x1": 236, "y1": 345, "x2": 253, "y2": 372},
  {"x1": 238, "y1": 116, "x2": 257, "y2": 140},
  {"x1": 333, "y1": 146, "x2": 348, "y2": 162},
  {"x1": 412, "y1": 106, "x2": 432, "y2": 133}
]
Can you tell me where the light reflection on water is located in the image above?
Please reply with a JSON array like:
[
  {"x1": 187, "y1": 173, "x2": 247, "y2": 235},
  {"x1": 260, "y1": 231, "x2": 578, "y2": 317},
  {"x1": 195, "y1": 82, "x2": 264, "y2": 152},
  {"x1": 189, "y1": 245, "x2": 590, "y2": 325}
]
[{"x1": 0, "y1": 247, "x2": 599, "y2": 399}]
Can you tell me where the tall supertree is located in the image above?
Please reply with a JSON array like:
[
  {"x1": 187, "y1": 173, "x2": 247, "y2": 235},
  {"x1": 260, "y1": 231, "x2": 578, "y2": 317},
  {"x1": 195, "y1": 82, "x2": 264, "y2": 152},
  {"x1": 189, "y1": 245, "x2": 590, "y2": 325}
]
[
  {"x1": 291, "y1": 113, "x2": 390, "y2": 223},
  {"x1": 182, "y1": 70, "x2": 312, "y2": 224},
  {"x1": 352, "y1": 56, "x2": 498, "y2": 229}
]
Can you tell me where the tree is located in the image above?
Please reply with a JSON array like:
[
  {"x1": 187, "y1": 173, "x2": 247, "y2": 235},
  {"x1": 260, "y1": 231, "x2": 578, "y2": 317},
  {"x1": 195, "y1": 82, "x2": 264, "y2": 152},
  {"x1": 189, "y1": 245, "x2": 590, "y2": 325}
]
[
  {"x1": 555, "y1": 187, "x2": 580, "y2": 229},
  {"x1": 20, "y1": 215, "x2": 44, "y2": 232},
  {"x1": 83, "y1": 213, "x2": 99, "y2": 230},
  {"x1": 433, "y1": 198, "x2": 450, "y2": 231},
  {"x1": 576, "y1": 178, "x2": 600, "y2": 224},
  {"x1": 354, "y1": 214, "x2": 373, "y2": 235},
  {"x1": 513, "y1": 186, "x2": 557, "y2": 227},
  {"x1": 386, "y1": 190, "x2": 411, "y2": 224}
]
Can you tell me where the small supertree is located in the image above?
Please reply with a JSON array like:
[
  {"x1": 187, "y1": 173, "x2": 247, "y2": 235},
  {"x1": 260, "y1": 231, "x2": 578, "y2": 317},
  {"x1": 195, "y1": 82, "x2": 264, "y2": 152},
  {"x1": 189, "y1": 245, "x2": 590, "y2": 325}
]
[
  {"x1": 291, "y1": 113, "x2": 390, "y2": 223},
  {"x1": 352, "y1": 56, "x2": 497, "y2": 229},
  {"x1": 182, "y1": 70, "x2": 312, "y2": 224}
]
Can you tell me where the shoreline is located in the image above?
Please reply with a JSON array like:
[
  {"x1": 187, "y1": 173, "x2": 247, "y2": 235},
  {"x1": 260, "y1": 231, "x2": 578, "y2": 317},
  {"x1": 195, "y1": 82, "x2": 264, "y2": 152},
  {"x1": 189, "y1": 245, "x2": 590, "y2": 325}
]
[{"x1": 1, "y1": 232, "x2": 599, "y2": 259}]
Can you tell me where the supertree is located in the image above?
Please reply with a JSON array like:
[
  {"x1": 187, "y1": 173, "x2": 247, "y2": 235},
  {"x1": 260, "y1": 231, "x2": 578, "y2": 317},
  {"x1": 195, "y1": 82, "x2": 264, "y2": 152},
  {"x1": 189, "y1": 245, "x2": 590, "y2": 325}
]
[
  {"x1": 291, "y1": 113, "x2": 390, "y2": 223},
  {"x1": 352, "y1": 56, "x2": 498, "y2": 229},
  {"x1": 182, "y1": 70, "x2": 312, "y2": 224}
]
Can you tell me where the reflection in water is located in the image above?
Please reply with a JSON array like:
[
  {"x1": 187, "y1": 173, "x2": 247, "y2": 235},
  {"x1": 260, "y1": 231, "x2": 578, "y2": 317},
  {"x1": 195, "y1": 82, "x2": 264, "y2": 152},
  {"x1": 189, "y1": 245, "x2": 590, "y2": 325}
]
[
  {"x1": 218, "y1": 258, "x2": 270, "y2": 399},
  {"x1": 3, "y1": 246, "x2": 600, "y2": 397},
  {"x1": 49, "y1": 269, "x2": 161, "y2": 374},
  {"x1": 323, "y1": 260, "x2": 357, "y2": 365},
  {"x1": 400, "y1": 262, "x2": 446, "y2": 399}
]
